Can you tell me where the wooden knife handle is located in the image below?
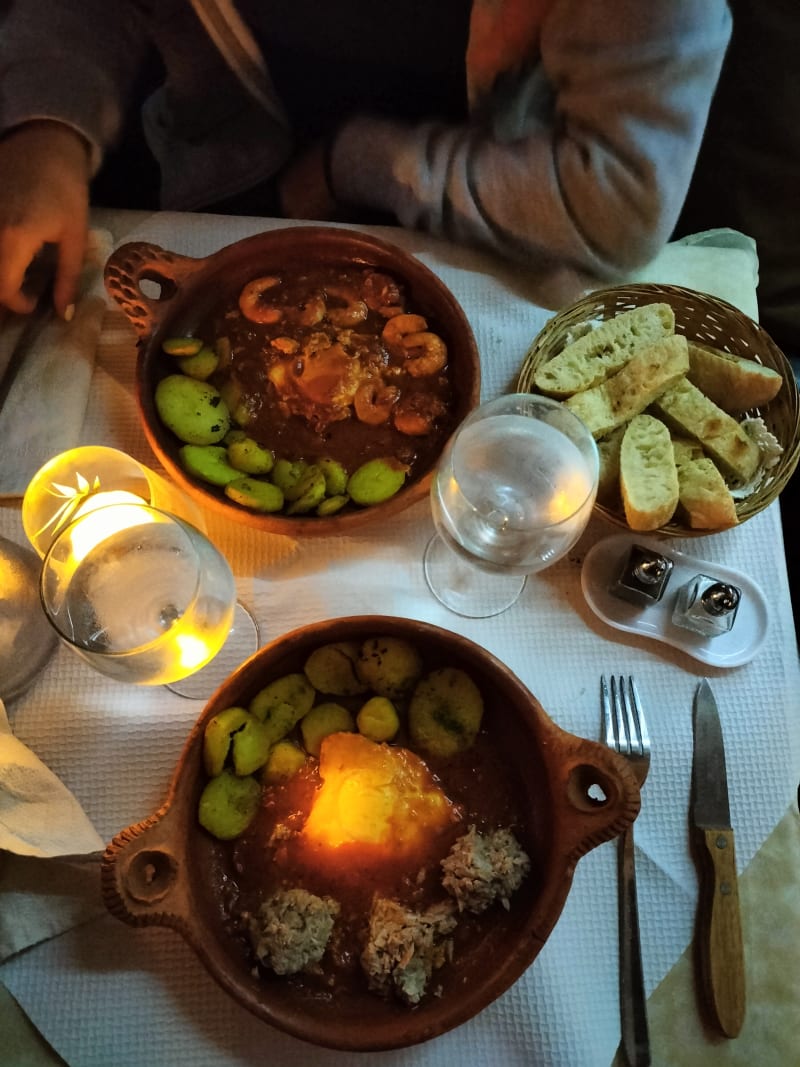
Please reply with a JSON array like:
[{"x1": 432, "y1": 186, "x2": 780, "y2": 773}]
[{"x1": 695, "y1": 827, "x2": 746, "y2": 1037}]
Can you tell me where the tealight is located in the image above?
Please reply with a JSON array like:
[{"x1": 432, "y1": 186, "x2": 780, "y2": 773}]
[{"x1": 22, "y1": 445, "x2": 205, "y2": 557}]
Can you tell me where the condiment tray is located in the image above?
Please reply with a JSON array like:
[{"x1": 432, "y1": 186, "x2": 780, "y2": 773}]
[{"x1": 581, "y1": 533, "x2": 768, "y2": 668}]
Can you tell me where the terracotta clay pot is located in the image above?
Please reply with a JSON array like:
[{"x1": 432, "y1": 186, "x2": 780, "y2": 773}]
[
  {"x1": 104, "y1": 226, "x2": 481, "y2": 536},
  {"x1": 101, "y1": 616, "x2": 639, "y2": 1052}
]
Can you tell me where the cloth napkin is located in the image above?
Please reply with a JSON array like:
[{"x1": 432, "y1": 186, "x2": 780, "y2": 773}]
[
  {"x1": 0, "y1": 698, "x2": 104, "y2": 963},
  {"x1": 0, "y1": 698, "x2": 103, "y2": 858},
  {"x1": 0, "y1": 228, "x2": 114, "y2": 498}
]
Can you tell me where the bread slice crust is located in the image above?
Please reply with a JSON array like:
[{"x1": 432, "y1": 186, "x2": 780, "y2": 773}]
[
  {"x1": 533, "y1": 303, "x2": 675, "y2": 397},
  {"x1": 564, "y1": 334, "x2": 689, "y2": 438},
  {"x1": 619, "y1": 414, "x2": 679, "y2": 531},
  {"x1": 686, "y1": 340, "x2": 782, "y2": 413}
]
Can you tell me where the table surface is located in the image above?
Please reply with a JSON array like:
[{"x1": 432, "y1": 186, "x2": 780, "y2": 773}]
[{"x1": 1, "y1": 210, "x2": 798, "y2": 1067}]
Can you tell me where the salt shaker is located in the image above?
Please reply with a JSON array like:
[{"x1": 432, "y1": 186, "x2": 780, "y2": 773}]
[{"x1": 672, "y1": 574, "x2": 741, "y2": 637}]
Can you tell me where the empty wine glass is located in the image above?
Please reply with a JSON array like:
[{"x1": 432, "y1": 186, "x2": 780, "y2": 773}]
[
  {"x1": 424, "y1": 392, "x2": 599, "y2": 617},
  {"x1": 39, "y1": 502, "x2": 258, "y2": 697}
]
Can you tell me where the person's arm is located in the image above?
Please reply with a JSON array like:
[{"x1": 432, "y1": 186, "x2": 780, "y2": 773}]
[
  {"x1": 328, "y1": 0, "x2": 732, "y2": 278},
  {"x1": 0, "y1": 0, "x2": 150, "y2": 315}
]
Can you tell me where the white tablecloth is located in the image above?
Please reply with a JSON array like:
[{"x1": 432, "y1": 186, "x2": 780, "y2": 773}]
[{"x1": 1, "y1": 211, "x2": 797, "y2": 1067}]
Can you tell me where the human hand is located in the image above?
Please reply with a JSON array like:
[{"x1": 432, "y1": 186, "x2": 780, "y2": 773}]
[
  {"x1": 0, "y1": 121, "x2": 91, "y2": 318},
  {"x1": 277, "y1": 139, "x2": 344, "y2": 222}
]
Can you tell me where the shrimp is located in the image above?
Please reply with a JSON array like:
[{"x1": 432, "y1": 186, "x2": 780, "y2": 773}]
[
  {"x1": 353, "y1": 379, "x2": 400, "y2": 425},
  {"x1": 382, "y1": 314, "x2": 427, "y2": 347},
  {"x1": 238, "y1": 276, "x2": 284, "y2": 324},
  {"x1": 399, "y1": 331, "x2": 447, "y2": 377},
  {"x1": 292, "y1": 293, "x2": 326, "y2": 327},
  {"x1": 362, "y1": 271, "x2": 404, "y2": 316},
  {"x1": 382, "y1": 315, "x2": 447, "y2": 377},
  {"x1": 325, "y1": 285, "x2": 368, "y2": 327},
  {"x1": 392, "y1": 393, "x2": 446, "y2": 436}
]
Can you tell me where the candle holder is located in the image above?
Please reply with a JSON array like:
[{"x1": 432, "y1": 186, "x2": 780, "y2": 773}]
[{"x1": 22, "y1": 446, "x2": 206, "y2": 558}]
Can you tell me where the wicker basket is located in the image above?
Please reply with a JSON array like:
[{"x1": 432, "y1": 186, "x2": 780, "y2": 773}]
[{"x1": 517, "y1": 283, "x2": 800, "y2": 536}]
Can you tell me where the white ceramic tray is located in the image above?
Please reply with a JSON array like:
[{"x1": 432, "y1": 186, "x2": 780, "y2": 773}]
[{"x1": 581, "y1": 533, "x2": 768, "y2": 668}]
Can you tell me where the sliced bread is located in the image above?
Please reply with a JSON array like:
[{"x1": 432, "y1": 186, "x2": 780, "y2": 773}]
[
  {"x1": 671, "y1": 437, "x2": 738, "y2": 529},
  {"x1": 596, "y1": 425, "x2": 625, "y2": 505},
  {"x1": 533, "y1": 303, "x2": 675, "y2": 397},
  {"x1": 564, "y1": 334, "x2": 689, "y2": 438},
  {"x1": 686, "y1": 340, "x2": 783, "y2": 413},
  {"x1": 650, "y1": 377, "x2": 762, "y2": 482},
  {"x1": 619, "y1": 414, "x2": 679, "y2": 531}
]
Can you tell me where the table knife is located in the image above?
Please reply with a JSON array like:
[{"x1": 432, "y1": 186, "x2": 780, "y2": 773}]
[{"x1": 690, "y1": 679, "x2": 746, "y2": 1037}]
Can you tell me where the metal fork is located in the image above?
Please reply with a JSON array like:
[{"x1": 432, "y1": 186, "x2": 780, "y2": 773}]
[{"x1": 602, "y1": 675, "x2": 652, "y2": 1067}]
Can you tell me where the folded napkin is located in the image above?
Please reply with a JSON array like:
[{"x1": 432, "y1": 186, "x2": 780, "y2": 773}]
[
  {"x1": 0, "y1": 698, "x2": 105, "y2": 963},
  {"x1": 0, "y1": 698, "x2": 104, "y2": 859},
  {"x1": 629, "y1": 227, "x2": 760, "y2": 321},
  {"x1": 0, "y1": 228, "x2": 114, "y2": 498}
]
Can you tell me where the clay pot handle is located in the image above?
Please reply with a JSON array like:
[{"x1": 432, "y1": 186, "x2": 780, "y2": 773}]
[
  {"x1": 100, "y1": 802, "x2": 191, "y2": 933},
  {"x1": 544, "y1": 726, "x2": 642, "y2": 866},
  {"x1": 104, "y1": 241, "x2": 206, "y2": 340}
]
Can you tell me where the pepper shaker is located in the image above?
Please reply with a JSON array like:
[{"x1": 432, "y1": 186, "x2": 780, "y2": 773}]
[{"x1": 611, "y1": 544, "x2": 674, "y2": 606}]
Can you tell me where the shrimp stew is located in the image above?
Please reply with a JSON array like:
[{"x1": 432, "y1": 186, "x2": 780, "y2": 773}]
[{"x1": 155, "y1": 264, "x2": 460, "y2": 518}]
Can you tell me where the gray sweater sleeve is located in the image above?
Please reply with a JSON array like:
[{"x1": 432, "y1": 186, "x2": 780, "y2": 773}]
[
  {"x1": 329, "y1": 1, "x2": 732, "y2": 278},
  {"x1": 0, "y1": 0, "x2": 150, "y2": 172}
]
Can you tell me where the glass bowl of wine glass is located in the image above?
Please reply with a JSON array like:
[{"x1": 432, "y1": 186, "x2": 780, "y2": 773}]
[
  {"x1": 424, "y1": 393, "x2": 600, "y2": 617},
  {"x1": 39, "y1": 501, "x2": 256, "y2": 693}
]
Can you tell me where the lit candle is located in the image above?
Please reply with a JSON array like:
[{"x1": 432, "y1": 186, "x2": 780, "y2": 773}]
[{"x1": 67, "y1": 495, "x2": 157, "y2": 563}]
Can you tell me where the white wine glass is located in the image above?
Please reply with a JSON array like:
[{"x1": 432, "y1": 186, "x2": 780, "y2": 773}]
[
  {"x1": 424, "y1": 392, "x2": 600, "y2": 617},
  {"x1": 39, "y1": 502, "x2": 258, "y2": 698}
]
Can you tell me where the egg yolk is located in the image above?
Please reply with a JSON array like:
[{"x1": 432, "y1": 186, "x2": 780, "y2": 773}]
[{"x1": 302, "y1": 732, "x2": 457, "y2": 859}]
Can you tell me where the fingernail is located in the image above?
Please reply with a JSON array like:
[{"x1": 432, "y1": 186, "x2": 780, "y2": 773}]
[{"x1": 63, "y1": 303, "x2": 76, "y2": 322}]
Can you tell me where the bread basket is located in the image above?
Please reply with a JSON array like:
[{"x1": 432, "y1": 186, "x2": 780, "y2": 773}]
[{"x1": 518, "y1": 283, "x2": 800, "y2": 536}]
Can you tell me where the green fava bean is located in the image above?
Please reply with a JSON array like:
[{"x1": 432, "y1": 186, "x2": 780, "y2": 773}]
[
  {"x1": 357, "y1": 636, "x2": 423, "y2": 700},
  {"x1": 285, "y1": 468, "x2": 326, "y2": 514},
  {"x1": 155, "y1": 374, "x2": 231, "y2": 444},
  {"x1": 259, "y1": 700, "x2": 308, "y2": 749},
  {"x1": 347, "y1": 457, "x2": 408, "y2": 506},
  {"x1": 203, "y1": 705, "x2": 250, "y2": 777},
  {"x1": 318, "y1": 457, "x2": 349, "y2": 496},
  {"x1": 198, "y1": 769, "x2": 261, "y2": 840},
  {"x1": 180, "y1": 445, "x2": 241, "y2": 486},
  {"x1": 250, "y1": 672, "x2": 316, "y2": 722},
  {"x1": 300, "y1": 702, "x2": 355, "y2": 757},
  {"x1": 177, "y1": 345, "x2": 219, "y2": 381},
  {"x1": 162, "y1": 336, "x2": 204, "y2": 357},
  {"x1": 231, "y1": 715, "x2": 273, "y2": 776},
  {"x1": 225, "y1": 476, "x2": 284, "y2": 512},
  {"x1": 218, "y1": 379, "x2": 250, "y2": 427},
  {"x1": 316, "y1": 494, "x2": 349, "y2": 517},
  {"x1": 263, "y1": 739, "x2": 307, "y2": 783},
  {"x1": 304, "y1": 642, "x2": 368, "y2": 696},
  {"x1": 408, "y1": 667, "x2": 484, "y2": 759},
  {"x1": 357, "y1": 696, "x2": 400, "y2": 742},
  {"x1": 271, "y1": 458, "x2": 308, "y2": 495},
  {"x1": 227, "y1": 434, "x2": 275, "y2": 475}
]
